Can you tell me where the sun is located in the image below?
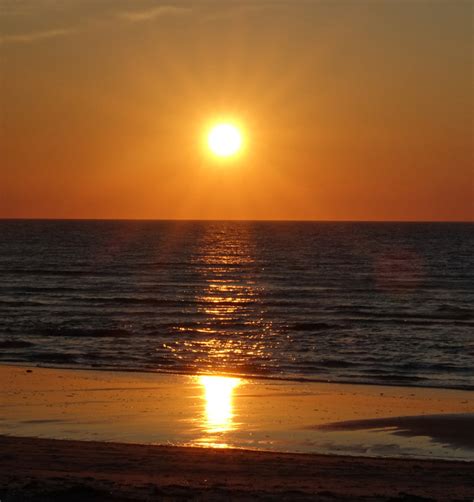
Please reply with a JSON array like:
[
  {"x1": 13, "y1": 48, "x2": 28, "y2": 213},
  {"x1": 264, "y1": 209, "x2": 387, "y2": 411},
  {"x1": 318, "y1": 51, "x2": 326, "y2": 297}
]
[{"x1": 207, "y1": 123, "x2": 243, "y2": 158}]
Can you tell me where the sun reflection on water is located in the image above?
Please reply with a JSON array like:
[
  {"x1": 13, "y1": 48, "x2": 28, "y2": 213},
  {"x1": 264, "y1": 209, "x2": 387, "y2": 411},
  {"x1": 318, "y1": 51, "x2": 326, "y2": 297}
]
[
  {"x1": 166, "y1": 225, "x2": 276, "y2": 389},
  {"x1": 199, "y1": 375, "x2": 241, "y2": 434}
]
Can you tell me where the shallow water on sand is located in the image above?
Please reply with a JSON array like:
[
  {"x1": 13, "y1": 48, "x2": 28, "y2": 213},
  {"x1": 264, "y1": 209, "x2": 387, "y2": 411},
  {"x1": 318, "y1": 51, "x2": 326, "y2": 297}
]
[
  {"x1": 1, "y1": 366, "x2": 473, "y2": 460},
  {"x1": 0, "y1": 220, "x2": 473, "y2": 389}
]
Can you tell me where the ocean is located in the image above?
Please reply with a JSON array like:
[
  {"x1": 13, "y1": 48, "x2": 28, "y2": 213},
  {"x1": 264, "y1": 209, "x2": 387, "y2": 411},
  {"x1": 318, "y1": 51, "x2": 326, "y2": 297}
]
[{"x1": 0, "y1": 220, "x2": 472, "y2": 390}]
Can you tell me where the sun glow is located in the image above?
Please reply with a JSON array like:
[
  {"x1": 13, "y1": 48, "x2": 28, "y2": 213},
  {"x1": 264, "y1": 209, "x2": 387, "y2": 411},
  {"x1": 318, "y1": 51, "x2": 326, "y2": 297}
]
[
  {"x1": 199, "y1": 375, "x2": 241, "y2": 433},
  {"x1": 207, "y1": 123, "x2": 243, "y2": 157}
]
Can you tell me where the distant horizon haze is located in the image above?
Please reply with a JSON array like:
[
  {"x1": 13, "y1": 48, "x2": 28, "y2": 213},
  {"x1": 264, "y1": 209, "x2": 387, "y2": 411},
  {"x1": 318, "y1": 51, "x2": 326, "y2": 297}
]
[{"x1": 0, "y1": 218, "x2": 473, "y2": 223}]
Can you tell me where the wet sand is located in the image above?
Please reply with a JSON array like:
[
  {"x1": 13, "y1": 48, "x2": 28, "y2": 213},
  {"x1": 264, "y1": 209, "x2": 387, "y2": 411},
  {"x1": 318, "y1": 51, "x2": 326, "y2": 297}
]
[
  {"x1": 1, "y1": 364, "x2": 473, "y2": 500},
  {"x1": 1, "y1": 364, "x2": 473, "y2": 459}
]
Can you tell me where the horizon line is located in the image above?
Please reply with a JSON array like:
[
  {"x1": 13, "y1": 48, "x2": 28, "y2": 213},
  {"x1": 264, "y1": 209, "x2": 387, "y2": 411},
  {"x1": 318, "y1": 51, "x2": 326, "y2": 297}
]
[{"x1": 0, "y1": 217, "x2": 473, "y2": 224}]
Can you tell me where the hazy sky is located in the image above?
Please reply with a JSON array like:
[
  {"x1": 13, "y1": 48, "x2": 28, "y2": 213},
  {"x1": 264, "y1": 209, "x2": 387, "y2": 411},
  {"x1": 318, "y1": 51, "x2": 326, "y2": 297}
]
[{"x1": 1, "y1": 0, "x2": 472, "y2": 220}]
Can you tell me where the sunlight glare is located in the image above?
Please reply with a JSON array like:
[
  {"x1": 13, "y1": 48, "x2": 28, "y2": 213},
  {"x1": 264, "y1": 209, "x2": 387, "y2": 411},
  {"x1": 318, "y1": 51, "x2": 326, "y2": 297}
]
[{"x1": 199, "y1": 375, "x2": 241, "y2": 433}]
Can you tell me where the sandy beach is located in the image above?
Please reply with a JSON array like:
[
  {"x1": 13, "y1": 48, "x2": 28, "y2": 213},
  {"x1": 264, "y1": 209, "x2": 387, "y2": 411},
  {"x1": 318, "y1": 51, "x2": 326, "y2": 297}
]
[
  {"x1": 1, "y1": 364, "x2": 473, "y2": 500},
  {"x1": 2, "y1": 435, "x2": 473, "y2": 501}
]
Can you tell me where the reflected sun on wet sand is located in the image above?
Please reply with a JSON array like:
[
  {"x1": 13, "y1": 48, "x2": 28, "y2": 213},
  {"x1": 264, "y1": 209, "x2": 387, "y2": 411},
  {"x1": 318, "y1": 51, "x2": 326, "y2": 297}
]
[
  {"x1": 199, "y1": 375, "x2": 241, "y2": 435},
  {"x1": 1, "y1": 365, "x2": 473, "y2": 459}
]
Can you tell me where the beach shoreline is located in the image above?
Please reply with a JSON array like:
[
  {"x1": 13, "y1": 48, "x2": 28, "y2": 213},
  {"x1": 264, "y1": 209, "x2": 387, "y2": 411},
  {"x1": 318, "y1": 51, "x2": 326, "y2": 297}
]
[
  {"x1": 1, "y1": 363, "x2": 473, "y2": 458},
  {"x1": 1, "y1": 363, "x2": 474, "y2": 499},
  {"x1": 3, "y1": 359, "x2": 473, "y2": 392}
]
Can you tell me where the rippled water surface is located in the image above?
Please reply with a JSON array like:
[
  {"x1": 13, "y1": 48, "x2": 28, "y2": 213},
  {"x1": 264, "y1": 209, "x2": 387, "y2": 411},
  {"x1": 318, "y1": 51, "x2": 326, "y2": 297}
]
[{"x1": 0, "y1": 220, "x2": 472, "y2": 389}]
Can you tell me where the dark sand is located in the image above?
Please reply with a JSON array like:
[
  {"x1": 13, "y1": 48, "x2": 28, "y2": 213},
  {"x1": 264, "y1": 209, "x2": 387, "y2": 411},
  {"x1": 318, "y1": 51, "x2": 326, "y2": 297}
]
[{"x1": 1, "y1": 435, "x2": 473, "y2": 501}]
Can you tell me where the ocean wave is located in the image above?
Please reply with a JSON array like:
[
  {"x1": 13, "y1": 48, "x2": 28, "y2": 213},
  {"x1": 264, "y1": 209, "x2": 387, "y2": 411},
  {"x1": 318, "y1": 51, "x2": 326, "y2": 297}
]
[
  {"x1": 0, "y1": 340, "x2": 34, "y2": 349},
  {"x1": 289, "y1": 322, "x2": 343, "y2": 331},
  {"x1": 32, "y1": 328, "x2": 132, "y2": 338},
  {"x1": 26, "y1": 352, "x2": 78, "y2": 363},
  {"x1": 1, "y1": 220, "x2": 473, "y2": 391}
]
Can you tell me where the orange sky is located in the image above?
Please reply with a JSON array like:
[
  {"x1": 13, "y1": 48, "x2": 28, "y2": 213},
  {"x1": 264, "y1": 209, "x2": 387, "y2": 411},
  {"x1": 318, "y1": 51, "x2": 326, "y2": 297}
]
[{"x1": 1, "y1": 0, "x2": 473, "y2": 220}]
